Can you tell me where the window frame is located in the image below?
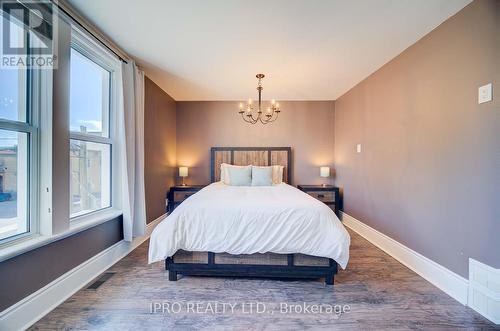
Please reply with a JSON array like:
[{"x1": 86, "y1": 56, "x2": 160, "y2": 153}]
[
  {"x1": 69, "y1": 27, "x2": 120, "y2": 222},
  {"x1": 0, "y1": 23, "x2": 41, "y2": 246}
]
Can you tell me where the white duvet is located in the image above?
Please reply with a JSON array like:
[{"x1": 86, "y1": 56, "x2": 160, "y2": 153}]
[{"x1": 148, "y1": 182, "x2": 350, "y2": 269}]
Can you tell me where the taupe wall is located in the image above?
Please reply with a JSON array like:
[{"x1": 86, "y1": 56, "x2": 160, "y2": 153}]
[
  {"x1": 176, "y1": 101, "x2": 335, "y2": 185},
  {"x1": 0, "y1": 217, "x2": 123, "y2": 311},
  {"x1": 144, "y1": 77, "x2": 177, "y2": 222},
  {"x1": 334, "y1": 0, "x2": 499, "y2": 277}
]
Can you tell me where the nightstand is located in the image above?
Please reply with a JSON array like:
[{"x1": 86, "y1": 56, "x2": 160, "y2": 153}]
[
  {"x1": 167, "y1": 185, "x2": 207, "y2": 213},
  {"x1": 297, "y1": 185, "x2": 340, "y2": 217}
]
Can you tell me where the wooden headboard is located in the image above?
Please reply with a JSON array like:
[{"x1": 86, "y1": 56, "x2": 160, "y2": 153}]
[{"x1": 210, "y1": 147, "x2": 292, "y2": 183}]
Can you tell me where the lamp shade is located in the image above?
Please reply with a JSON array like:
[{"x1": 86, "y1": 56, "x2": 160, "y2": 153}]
[
  {"x1": 179, "y1": 166, "x2": 188, "y2": 177},
  {"x1": 320, "y1": 166, "x2": 330, "y2": 178}
]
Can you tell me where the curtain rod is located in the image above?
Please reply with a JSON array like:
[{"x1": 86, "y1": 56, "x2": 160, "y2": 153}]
[{"x1": 51, "y1": 0, "x2": 128, "y2": 64}]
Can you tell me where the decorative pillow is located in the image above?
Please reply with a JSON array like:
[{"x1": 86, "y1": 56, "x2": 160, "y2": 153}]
[
  {"x1": 251, "y1": 166, "x2": 273, "y2": 186},
  {"x1": 248, "y1": 165, "x2": 284, "y2": 184},
  {"x1": 220, "y1": 163, "x2": 248, "y2": 184},
  {"x1": 226, "y1": 165, "x2": 252, "y2": 186},
  {"x1": 221, "y1": 163, "x2": 284, "y2": 185}
]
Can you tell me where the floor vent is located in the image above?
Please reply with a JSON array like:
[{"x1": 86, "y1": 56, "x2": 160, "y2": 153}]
[{"x1": 86, "y1": 272, "x2": 115, "y2": 290}]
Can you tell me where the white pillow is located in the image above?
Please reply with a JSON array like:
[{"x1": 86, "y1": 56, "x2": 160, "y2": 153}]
[
  {"x1": 221, "y1": 163, "x2": 284, "y2": 184},
  {"x1": 251, "y1": 166, "x2": 273, "y2": 186},
  {"x1": 220, "y1": 163, "x2": 251, "y2": 185},
  {"x1": 251, "y1": 165, "x2": 284, "y2": 184},
  {"x1": 220, "y1": 163, "x2": 227, "y2": 183},
  {"x1": 227, "y1": 165, "x2": 252, "y2": 186},
  {"x1": 273, "y1": 165, "x2": 284, "y2": 184}
]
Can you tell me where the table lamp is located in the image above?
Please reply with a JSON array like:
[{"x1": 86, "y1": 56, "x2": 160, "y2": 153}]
[
  {"x1": 179, "y1": 166, "x2": 188, "y2": 186},
  {"x1": 320, "y1": 166, "x2": 330, "y2": 187}
]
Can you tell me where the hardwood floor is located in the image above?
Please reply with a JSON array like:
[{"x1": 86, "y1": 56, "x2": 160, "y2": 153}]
[{"x1": 32, "y1": 229, "x2": 497, "y2": 330}]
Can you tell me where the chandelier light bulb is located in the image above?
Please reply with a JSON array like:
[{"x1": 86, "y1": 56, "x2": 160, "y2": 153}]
[
  {"x1": 271, "y1": 99, "x2": 276, "y2": 105},
  {"x1": 248, "y1": 98, "x2": 252, "y2": 105}
]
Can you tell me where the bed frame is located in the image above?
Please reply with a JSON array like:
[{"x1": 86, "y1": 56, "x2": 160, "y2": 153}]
[{"x1": 165, "y1": 147, "x2": 339, "y2": 285}]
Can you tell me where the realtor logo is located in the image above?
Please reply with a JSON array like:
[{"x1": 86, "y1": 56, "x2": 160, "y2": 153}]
[{"x1": 1, "y1": 0, "x2": 58, "y2": 68}]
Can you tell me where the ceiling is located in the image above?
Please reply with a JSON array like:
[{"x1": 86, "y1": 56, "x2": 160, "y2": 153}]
[{"x1": 68, "y1": 0, "x2": 471, "y2": 101}]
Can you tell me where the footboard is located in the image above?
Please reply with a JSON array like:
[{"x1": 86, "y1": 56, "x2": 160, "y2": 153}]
[{"x1": 165, "y1": 251, "x2": 338, "y2": 285}]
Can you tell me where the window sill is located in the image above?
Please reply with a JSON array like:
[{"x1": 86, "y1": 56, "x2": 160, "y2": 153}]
[
  {"x1": 70, "y1": 208, "x2": 121, "y2": 231},
  {"x1": 0, "y1": 208, "x2": 122, "y2": 263}
]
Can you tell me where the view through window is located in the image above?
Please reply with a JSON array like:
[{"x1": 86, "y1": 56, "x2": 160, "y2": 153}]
[
  {"x1": 0, "y1": 16, "x2": 31, "y2": 241},
  {"x1": 69, "y1": 48, "x2": 111, "y2": 218}
]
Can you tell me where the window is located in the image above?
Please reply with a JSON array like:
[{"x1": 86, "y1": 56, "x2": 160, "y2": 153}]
[
  {"x1": 69, "y1": 47, "x2": 112, "y2": 218},
  {"x1": 0, "y1": 70, "x2": 27, "y2": 122},
  {"x1": 69, "y1": 49, "x2": 110, "y2": 137},
  {"x1": 0, "y1": 130, "x2": 30, "y2": 241},
  {"x1": 70, "y1": 140, "x2": 110, "y2": 217},
  {"x1": 0, "y1": 15, "x2": 36, "y2": 243},
  {"x1": 0, "y1": 5, "x2": 121, "y2": 254}
]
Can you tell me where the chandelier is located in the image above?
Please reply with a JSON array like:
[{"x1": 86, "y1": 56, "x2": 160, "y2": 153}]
[{"x1": 238, "y1": 74, "x2": 281, "y2": 124}]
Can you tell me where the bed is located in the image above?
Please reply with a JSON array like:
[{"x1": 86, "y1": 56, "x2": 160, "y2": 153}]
[{"x1": 148, "y1": 147, "x2": 350, "y2": 285}]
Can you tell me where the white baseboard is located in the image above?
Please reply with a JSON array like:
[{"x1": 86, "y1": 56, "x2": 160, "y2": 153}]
[
  {"x1": 341, "y1": 212, "x2": 469, "y2": 305},
  {"x1": 0, "y1": 214, "x2": 166, "y2": 331},
  {"x1": 468, "y1": 258, "x2": 500, "y2": 324}
]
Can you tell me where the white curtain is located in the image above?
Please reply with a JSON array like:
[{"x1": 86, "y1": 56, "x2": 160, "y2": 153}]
[{"x1": 118, "y1": 61, "x2": 146, "y2": 241}]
